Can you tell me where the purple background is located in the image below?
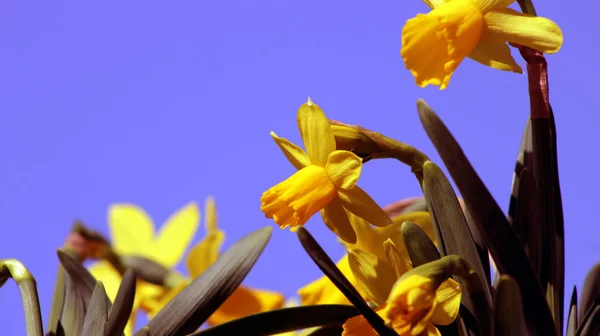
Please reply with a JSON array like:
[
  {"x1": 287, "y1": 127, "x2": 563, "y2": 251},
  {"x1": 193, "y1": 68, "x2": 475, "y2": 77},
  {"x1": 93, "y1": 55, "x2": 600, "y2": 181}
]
[{"x1": 0, "y1": 1, "x2": 596, "y2": 333}]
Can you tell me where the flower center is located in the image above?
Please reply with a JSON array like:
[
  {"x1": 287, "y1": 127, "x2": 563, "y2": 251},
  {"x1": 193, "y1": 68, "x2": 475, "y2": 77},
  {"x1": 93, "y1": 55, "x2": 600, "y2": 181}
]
[{"x1": 260, "y1": 165, "x2": 337, "y2": 229}]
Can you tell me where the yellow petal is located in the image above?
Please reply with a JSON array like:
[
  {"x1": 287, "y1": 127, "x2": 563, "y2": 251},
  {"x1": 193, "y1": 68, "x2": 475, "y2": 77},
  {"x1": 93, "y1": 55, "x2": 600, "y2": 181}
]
[
  {"x1": 483, "y1": 8, "x2": 563, "y2": 54},
  {"x1": 207, "y1": 286, "x2": 285, "y2": 325},
  {"x1": 88, "y1": 261, "x2": 123, "y2": 302},
  {"x1": 186, "y1": 228, "x2": 225, "y2": 278},
  {"x1": 337, "y1": 186, "x2": 392, "y2": 228},
  {"x1": 344, "y1": 213, "x2": 379, "y2": 253},
  {"x1": 270, "y1": 132, "x2": 311, "y2": 170},
  {"x1": 108, "y1": 204, "x2": 155, "y2": 256},
  {"x1": 298, "y1": 255, "x2": 354, "y2": 305},
  {"x1": 401, "y1": 0, "x2": 484, "y2": 89},
  {"x1": 468, "y1": 33, "x2": 522, "y2": 73},
  {"x1": 425, "y1": 323, "x2": 442, "y2": 336},
  {"x1": 153, "y1": 202, "x2": 200, "y2": 267},
  {"x1": 430, "y1": 279, "x2": 462, "y2": 325},
  {"x1": 321, "y1": 198, "x2": 357, "y2": 244},
  {"x1": 261, "y1": 165, "x2": 337, "y2": 229},
  {"x1": 347, "y1": 249, "x2": 397, "y2": 306},
  {"x1": 474, "y1": 0, "x2": 515, "y2": 12},
  {"x1": 422, "y1": 0, "x2": 445, "y2": 9},
  {"x1": 205, "y1": 196, "x2": 218, "y2": 232},
  {"x1": 325, "y1": 150, "x2": 362, "y2": 190},
  {"x1": 297, "y1": 98, "x2": 336, "y2": 165},
  {"x1": 383, "y1": 239, "x2": 411, "y2": 278}
]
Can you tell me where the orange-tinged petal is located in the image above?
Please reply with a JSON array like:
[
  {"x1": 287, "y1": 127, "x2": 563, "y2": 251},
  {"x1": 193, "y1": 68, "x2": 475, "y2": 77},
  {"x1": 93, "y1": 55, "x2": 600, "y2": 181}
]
[
  {"x1": 321, "y1": 197, "x2": 357, "y2": 244},
  {"x1": 337, "y1": 186, "x2": 392, "y2": 228},
  {"x1": 108, "y1": 204, "x2": 155, "y2": 256},
  {"x1": 401, "y1": 0, "x2": 484, "y2": 89},
  {"x1": 430, "y1": 279, "x2": 462, "y2": 325},
  {"x1": 483, "y1": 8, "x2": 563, "y2": 54},
  {"x1": 298, "y1": 255, "x2": 354, "y2": 305},
  {"x1": 270, "y1": 131, "x2": 311, "y2": 170},
  {"x1": 207, "y1": 285, "x2": 285, "y2": 325},
  {"x1": 342, "y1": 313, "x2": 379, "y2": 336},
  {"x1": 297, "y1": 98, "x2": 336, "y2": 166},
  {"x1": 261, "y1": 165, "x2": 337, "y2": 229},
  {"x1": 468, "y1": 33, "x2": 522, "y2": 73},
  {"x1": 153, "y1": 202, "x2": 200, "y2": 267},
  {"x1": 205, "y1": 196, "x2": 218, "y2": 232},
  {"x1": 325, "y1": 150, "x2": 362, "y2": 190},
  {"x1": 474, "y1": 0, "x2": 515, "y2": 12},
  {"x1": 424, "y1": 323, "x2": 443, "y2": 336},
  {"x1": 385, "y1": 275, "x2": 437, "y2": 335}
]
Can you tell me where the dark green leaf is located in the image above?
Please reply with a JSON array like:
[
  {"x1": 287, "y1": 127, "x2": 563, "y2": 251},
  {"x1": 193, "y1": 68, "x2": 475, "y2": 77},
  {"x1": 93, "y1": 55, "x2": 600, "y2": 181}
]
[
  {"x1": 508, "y1": 119, "x2": 533, "y2": 227},
  {"x1": 81, "y1": 281, "x2": 108, "y2": 336},
  {"x1": 190, "y1": 305, "x2": 358, "y2": 336},
  {"x1": 305, "y1": 325, "x2": 345, "y2": 336},
  {"x1": 122, "y1": 256, "x2": 169, "y2": 286},
  {"x1": 576, "y1": 294, "x2": 600, "y2": 336},
  {"x1": 296, "y1": 227, "x2": 398, "y2": 336},
  {"x1": 417, "y1": 99, "x2": 556, "y2": 336},
  {"x1": 139, "y1": 226, "x2": 273, "y2": 336},
  {"x1": 57, "y1": 249, "x2": 108, "y2": 309},
  {"x1": 422, "y1": 161, "x2": 492, "y2": 335},
  {"x1": 105, "y1": 269, "x2": 136, "y2": 336},
  {"x1": 493, "y1": 275, "x2": 527, "y2": 336},
  {"x1": 60, "y1": 272, "x2": 87, "y2": 336},
  {"x1": 46, "y1": 265, "x2": 66, "y2": 336},
  {"x1": 400, "y1": 221, "x2": 440, "y2": 266},
  {"x1": 567, "y1": 286, "x2": 578, "y2": 336}
]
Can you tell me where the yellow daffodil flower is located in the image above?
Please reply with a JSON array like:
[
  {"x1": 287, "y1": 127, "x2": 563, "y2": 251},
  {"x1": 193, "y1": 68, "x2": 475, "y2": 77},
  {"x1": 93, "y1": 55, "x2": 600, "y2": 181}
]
[
  {"x1": 146, "y1": 197, "x2": 285, "y2": 326},
  {"x1": 88, "y1": 201, "x2": 200, "y2": 336},
  {"x1": 401, "y1": 0, "x2": 563, "y2": 89},
  {"x1": 298, "y1": 209, "x2": 435, "y2": 306},
  {"x1": 342, "y1": 275, "x2": 462, "y2": 336},
  {"x1": 260, "y1": 98, "x2": 392, "y2": 243}
]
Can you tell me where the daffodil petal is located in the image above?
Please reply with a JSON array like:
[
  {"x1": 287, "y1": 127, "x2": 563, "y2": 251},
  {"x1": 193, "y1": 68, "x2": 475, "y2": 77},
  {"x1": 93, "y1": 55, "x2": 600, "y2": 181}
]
[
  {"x1": 430, "y1": 279, "x2": 462, "y2": 325},
  {"x1": 186, "y1": 228, "x2": 225, "y2": 278},
  {"x1": 401, "y1": 0, "x2": 484, "y2": 89},
  {"x1": 270, "y1": 132, "x2": 311, "y2": 170},
  {"x1": 207, "y1": 285, "x2": 285, "y2": 325},
  {"x1": 297, "y1": 98, "x2": 336, "y2": 165},
  {"x1": 88, "y1": 261, "x2": 122, "y2": 302},
  {"x1": 298, "y1": 255, "x2": 354, "y2": 305},
  {"x1": 325, "y1": 150, "x2": 362, "y2": 190},
  {"x1": 205, "y1": 196, "x2": 218, "y2": 232},
  {"x1": 348, "y1": 249, "x2": 397, "y2": 306},
  {"x1": 468, "y1": 34, "x2": 522, "y2": 73},
  {"x1": 484, "y1": 8, "x2": 563, "y2": 54},
  {"x1": 342, "y1": 313, "x2": 378, "y2": 336},
  {"x1": 344, "y1": 213, "x2": 379, "y2": 252},
  {"x1": 388, "y1": 211, "x2": 436, "y2": 249},
  {"x1": 321, "y1": 198, "x2": 357, "y2": 244},
  {"x1": 424, "y1": 323, "x2": 442, "y2": 336},
  {"x1": 337, "y1": 186, "x2": 392, "y2": 228},
  {"x1": 108, "y1": 204, "x2": 155, "y2": 256},
  {"x1": 154, "y1": 202, "x2": 200, "y2": 267}
]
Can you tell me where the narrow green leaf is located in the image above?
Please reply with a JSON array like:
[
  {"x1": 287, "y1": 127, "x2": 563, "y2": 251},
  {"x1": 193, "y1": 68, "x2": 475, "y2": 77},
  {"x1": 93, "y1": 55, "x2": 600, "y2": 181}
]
[
  {"x1": 138, "y1": 226, "x2": 273, "y2": 336},
  {"x1": 46, "y1": 266, "x2": 66, "y2": 336},
  {"x1": 417, "y1": 99, "x2": 556, "y2": 336},
  {"x1": 136, "y1": 327, "x2": 150, "y2": 336},
  {"x1": 81, "y1": 281, "x2": 109, "y2": 336},
  {"x1": 493, "y1": 275, "x2": 527, "y2": 336},
  {"x1": 567, "y1": 286, "x2": 578, "y2": 336},
  {"x1": 60, "y1": 272, "x2": 87, "y2": 336},
  {"x1": 57, "y1": 249, "x2": 109, "y2": 309},
  {"x1": 190, "y1": 305, "x2": 358, "y2": 336},
  {"x1": 296, "y1": 227, "x2": 398, "y2": 336},
  {"x1": 122, "y1": 256, "x2": 170, "y2": 286},
  {"x1": 516, "y1": 0, "x2": 537, "y2": 15},
  {"x1": 0, "y1": 259, "x2": 44, "y2": 336},
  {"x1": 105, "y1": 269, "x2": 136, "y2": 336},
  {"x1": 400, "y1": 221, "x2": 440, "y2": 266},
  {"x1": 576, "y1": 295, "x2": 600, "y2": 336},
  {"x1": 580, "y1": 264, "x2": 600, "y2": 321},
  {"x1": 422, "y1": 161, "x2": 492, "y2": 335}
]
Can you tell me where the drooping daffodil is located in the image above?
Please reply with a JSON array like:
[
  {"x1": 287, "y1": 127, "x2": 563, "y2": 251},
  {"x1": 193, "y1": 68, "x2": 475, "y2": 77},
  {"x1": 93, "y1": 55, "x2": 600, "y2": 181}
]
[
  {"x1": 146, "y1": 197, "x2": 285, "y2": 326},
  {"x1": 298, "y1": 208, "x2": 435, "y2": 306},
  {"x1": 260, "y1": 98, "x2": 392, "y2": 243},
  {"x1": 343, "y1": 274, "x2": 462, "y2": 336},
  {"x1": 401, "y1": 0, "x2": 563, "y2": 89},
  {"x1": 88, "y1": 201, "x2": 200, "y2": 336}
]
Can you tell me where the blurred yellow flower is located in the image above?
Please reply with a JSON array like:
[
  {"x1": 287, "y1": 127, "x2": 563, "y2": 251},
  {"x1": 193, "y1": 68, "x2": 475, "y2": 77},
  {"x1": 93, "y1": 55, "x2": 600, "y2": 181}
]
[
  {"x1": 297, "y1": 210, "x2": 435, "y2": 306},
  {"x1": 260, "y1": 98, "x2": 391, "y2": 243},
  {"x1": 343, "y1": 275, "x2": 462, "y2": 336},
  {"x1": 401, "y1": 0, "x2": 563, "y2": 89},
  {"x1": 88, "y1": 201, "x2": 200, "y2": 336},
  {"x1": 146, "y1": 197, "x2": 285, "y2": 326}
]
